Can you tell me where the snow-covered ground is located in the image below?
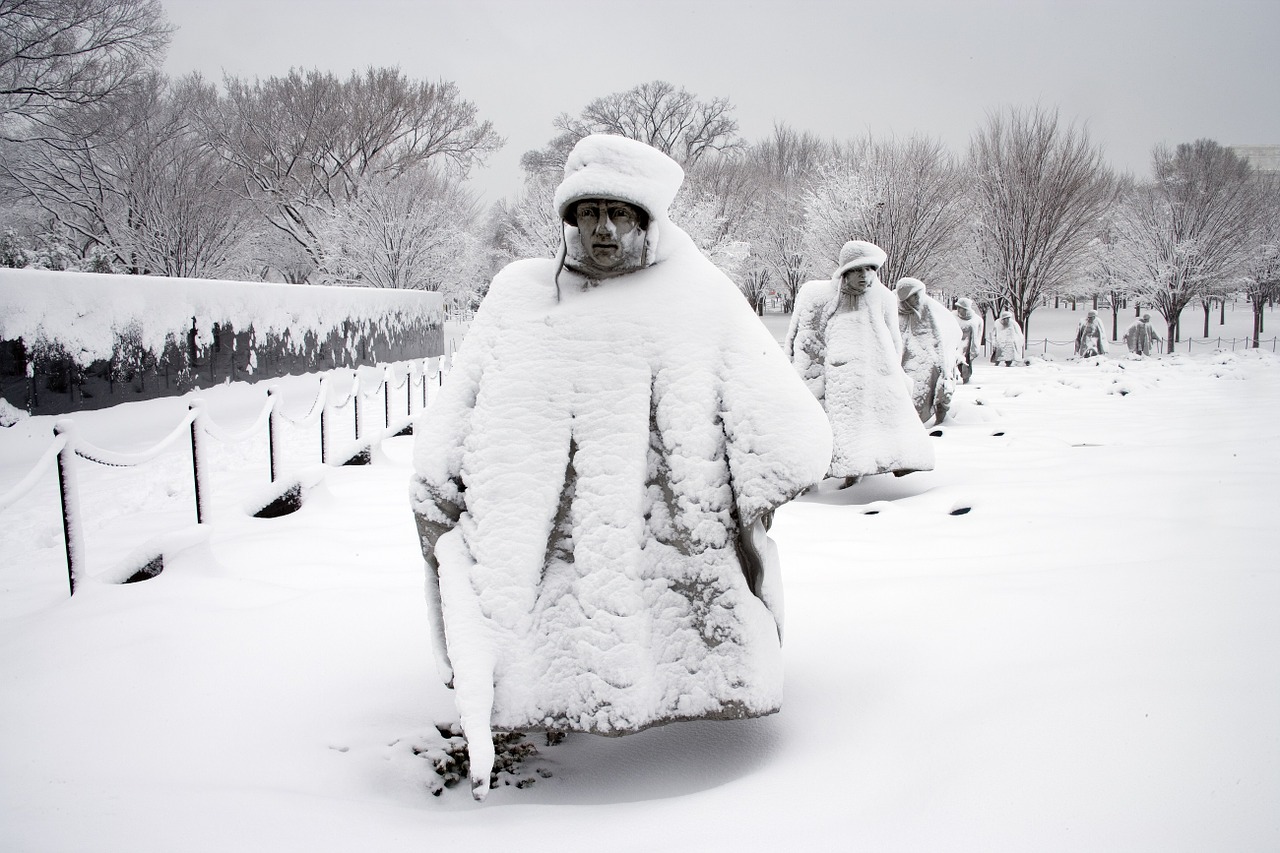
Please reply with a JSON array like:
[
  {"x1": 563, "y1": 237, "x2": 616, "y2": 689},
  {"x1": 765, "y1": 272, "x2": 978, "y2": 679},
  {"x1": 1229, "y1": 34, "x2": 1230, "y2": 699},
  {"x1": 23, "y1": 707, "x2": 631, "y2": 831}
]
[{"x1": 2, "y1": 306, "x2": 1278, "y2": 851}]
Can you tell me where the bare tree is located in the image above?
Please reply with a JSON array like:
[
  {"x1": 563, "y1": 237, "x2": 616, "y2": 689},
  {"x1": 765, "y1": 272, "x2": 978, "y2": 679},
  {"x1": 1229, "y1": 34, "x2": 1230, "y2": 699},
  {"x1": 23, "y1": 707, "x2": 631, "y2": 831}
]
[
  {"x1": 967, "y1": 106, "x2": 1117, "y2": 341},
  {"x1": 0, "y1": 0, "x2": 171, "y2": 136},
  {"x1": 737, "y1": 124, "x2": 835, "y2": 311},
  {"x1": 523, "y1": 80, "x2": 743, "y2": 174},
  {"x1": 194, "y1": 67, "x2": 503, "y2": 278},
  {"x1": 1110, "y1": 140, "x2": 1265, "y2": 351}
]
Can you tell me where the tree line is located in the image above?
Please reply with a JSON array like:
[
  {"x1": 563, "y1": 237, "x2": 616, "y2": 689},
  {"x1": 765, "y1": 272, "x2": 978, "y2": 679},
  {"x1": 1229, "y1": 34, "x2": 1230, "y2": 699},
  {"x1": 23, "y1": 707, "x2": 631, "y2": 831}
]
[{"x1": 3, "y1": 0, "x2": 1278, "y2": 351}]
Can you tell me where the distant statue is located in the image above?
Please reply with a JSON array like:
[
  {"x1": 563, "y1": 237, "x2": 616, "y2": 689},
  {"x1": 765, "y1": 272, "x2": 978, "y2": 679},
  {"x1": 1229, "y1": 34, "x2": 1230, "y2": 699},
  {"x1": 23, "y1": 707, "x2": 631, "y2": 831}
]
[
  {"x1": 954, "y1": 297, "x2": 983, "y2": 383},
  {"x1": 896, "y1": 277, "x2": 960, "y2": 424},
  {"x1": 1075, "y1": 309, "x2": 1107, "y2": 358},
  {"x1": 1124, "y1": 313, "x2": 1163, "y2": 356},
  {"x1": 409, "y1": 134, "x2": 832, "y2": 799},
  {"x1": 990, "y1": 309, "x2": 1024, "y2": 366},
  {"x1": 785, "y1": 240, "x2": 934, "y2": 486}
]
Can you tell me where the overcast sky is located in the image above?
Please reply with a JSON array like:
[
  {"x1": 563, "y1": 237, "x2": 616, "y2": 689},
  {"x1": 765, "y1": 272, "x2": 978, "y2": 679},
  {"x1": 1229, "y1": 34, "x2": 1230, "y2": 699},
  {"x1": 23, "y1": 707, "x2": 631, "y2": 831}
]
[{"x1": 160, "y1": 0, "x2": 1280, "y2": 205}]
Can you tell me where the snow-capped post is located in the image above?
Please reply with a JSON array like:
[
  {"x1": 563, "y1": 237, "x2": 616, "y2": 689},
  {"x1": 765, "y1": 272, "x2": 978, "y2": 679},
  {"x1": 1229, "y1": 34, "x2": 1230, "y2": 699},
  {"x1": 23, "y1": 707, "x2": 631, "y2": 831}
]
[
  {"x1": 188, "y1": 401, "x2": 207, "y2": 525},
  {"x1": 383, "y1": 370, "x2": 391, "y2": 429},
  {"x1": 267, "y1": 386, "x2": 281, "y2": 483},
  {"x1": 352, "y1": 376, "x2": 361, "y2": 442},
  {"x1": 53, "y1": 420, "x2": 83, "y2": 596},
  {"x1": 319, "y1": 381, "x2": 328, "y2": 465},
  {"x1": 27, "y1": 360, "x2": 37, "y2": 410}
]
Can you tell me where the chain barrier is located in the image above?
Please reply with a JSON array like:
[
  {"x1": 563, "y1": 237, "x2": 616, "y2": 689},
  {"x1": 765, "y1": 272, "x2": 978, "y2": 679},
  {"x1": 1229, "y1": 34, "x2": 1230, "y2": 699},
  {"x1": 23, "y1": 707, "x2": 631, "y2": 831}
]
[
  {"x1": 1, "y1": 358, "x2": 441, "y2": 598},
  {"x1": 984, "y1": 337, "x2": 1279, "y2": 355}
]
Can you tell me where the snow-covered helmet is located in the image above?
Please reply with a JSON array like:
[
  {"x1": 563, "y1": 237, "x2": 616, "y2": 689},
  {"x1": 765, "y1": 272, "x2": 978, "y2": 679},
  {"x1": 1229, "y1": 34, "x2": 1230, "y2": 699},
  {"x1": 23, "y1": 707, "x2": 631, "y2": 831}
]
[
  {"x1": 833, "y1": 240, "x2": 887, "y2": 279},
  {"x1": 896, "y1": 277, "x2": 925, "y2": 301},
  {"x1": 554, "y1": 134, "x2": 683, "y2": 229}
]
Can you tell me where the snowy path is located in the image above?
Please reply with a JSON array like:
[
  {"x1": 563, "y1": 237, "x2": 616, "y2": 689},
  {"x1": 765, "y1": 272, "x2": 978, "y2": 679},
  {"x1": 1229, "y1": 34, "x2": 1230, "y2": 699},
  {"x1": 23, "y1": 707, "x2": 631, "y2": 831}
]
[{"x1": 2, "y1": 352, "x2": 1279, "y2": 851}]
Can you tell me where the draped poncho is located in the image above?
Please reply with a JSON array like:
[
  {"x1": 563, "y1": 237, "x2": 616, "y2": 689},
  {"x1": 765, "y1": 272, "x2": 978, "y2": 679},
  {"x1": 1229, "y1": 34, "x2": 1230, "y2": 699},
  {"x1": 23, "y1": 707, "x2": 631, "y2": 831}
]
[{"x1": 411, "y1": 221, "x2": 831, "y2": 798}]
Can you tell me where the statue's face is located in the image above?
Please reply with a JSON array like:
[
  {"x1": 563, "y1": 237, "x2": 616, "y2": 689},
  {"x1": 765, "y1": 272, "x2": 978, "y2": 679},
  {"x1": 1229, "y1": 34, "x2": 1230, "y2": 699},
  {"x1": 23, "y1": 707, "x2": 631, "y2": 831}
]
[
  {"x1": 840, "y1": 264, "x2": 878, "y2": 297},
  {"x1": 574, "y1": 199, "x2": 645, "y2": 271},
  {"x1": 899, "y1": 291, "x2": 921, "y2": 315},
  {"x1": 956, "y1": 303, "x2": 972, "y2": 319}
]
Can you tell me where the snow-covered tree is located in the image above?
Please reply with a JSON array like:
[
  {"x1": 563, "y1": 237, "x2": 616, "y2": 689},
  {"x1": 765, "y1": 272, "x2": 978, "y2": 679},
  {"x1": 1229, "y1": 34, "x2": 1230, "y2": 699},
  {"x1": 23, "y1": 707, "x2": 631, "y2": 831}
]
[
  {"x1": 487, "y1": 170, "x2": 561, "y2": 269},
  {"x1": 852, "y1": 137, "x2": 969, "y2": 289},
  {"x1": 670, "y1": 181, "x2": 752, "y2": 295},
  {"x1": 0, "y1": 72, "x2": 253, "y2": 276},
  {"x1": 323, "y1": 165, "x2": 488, "y2": 309},
  {"x1": 0, "y1": 0, "x2": 171, "y2": 135},
  {"x1": 1241, "y1": 179, "x2": 1280, "y2": 348},
  {"x1": 967, "y1": 106, "x2": 1117, "y2": 341},
  {"x1": 800, "y1": 160, "x2": 877, "y2": 272},
  {"x1": 1109, "y1": 140, "x2": 1265, "y2": 352},
  {"x1": 522, "y1": 80, "x2": 743, "y2": 175},
  {"x1": 193, "y1": 68, "x2": 503, "y2": 280}
]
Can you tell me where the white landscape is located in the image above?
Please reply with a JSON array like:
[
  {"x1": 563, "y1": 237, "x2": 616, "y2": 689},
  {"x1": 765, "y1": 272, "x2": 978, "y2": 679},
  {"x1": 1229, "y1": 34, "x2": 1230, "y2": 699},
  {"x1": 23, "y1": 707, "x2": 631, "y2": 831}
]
[{"x1": 1, "y1": 305, "x2": 1277, "y2": 851}]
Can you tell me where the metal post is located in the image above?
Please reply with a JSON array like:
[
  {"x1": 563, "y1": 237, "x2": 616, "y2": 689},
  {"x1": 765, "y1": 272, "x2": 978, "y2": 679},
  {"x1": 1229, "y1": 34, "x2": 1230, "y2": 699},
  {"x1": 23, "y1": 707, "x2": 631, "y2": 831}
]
[
  {"x1": 320, "y1": 408, "x2": 327, "y2": 464},
  {"x1": 384, "y1": 376, "x2": 390, "y2": 428},
  {"x1": 189, "y1": 402, "x2": 206, "y2": 525},
  {"x1": 354, "y1": 389, "x2": 361, "y2": 441},
  {"x1": 53, "y1": 421, "x2": 82, "y2": 596},
  {"x1": 267, "y1": 386, "x2": 280, "y2": 482}
]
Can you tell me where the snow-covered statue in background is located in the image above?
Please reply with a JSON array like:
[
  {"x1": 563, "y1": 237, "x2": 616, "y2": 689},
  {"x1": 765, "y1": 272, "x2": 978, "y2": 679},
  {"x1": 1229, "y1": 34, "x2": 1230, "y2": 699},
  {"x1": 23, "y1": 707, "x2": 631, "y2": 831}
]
[
  {"x1": 954, "y1": 297, "x2": 983, "y2": 383},
  {"x1": 990, "y1": 309, "x2": 1024, "y2": 366},
  {"x1": 1124, "y1": 313, "x2": 1163, "y2": 356},
  {"x1": 409, "y1": 134, "x2": 832, "y2": 800},
  {"x1": 896, "y1": 277, "x2": 960, "y2": 425},
  {"x1": 784, "y1": 240, "x2": 934, "y2": 488},
  {"x1": 1074, "y1": 309, "x2": 1108, "y2": 358}
]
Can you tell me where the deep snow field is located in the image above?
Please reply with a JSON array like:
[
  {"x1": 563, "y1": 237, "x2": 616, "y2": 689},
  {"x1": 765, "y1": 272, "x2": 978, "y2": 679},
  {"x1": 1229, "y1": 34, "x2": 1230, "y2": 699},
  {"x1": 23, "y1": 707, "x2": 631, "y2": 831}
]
[{"x1": 2, "y1": 305, "x2": 1278, "y2": 851}]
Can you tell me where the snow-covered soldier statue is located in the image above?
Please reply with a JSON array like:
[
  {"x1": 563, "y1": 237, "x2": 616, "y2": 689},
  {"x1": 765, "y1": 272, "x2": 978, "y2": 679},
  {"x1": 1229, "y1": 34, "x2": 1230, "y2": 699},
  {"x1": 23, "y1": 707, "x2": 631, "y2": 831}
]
[
  {"x1": 954, "y1": 297, "x2": 983, "y2": 383},
  {"x1": 1124, "y1": 313, "x2": 1162, "y2": 356},
  {"x1": 784, "y1": 240, "x2": 934, "y2": 487},
  {"x1": 896, "y1": 277, "x2": 960, "y2": 425},
  {"x1": 990, "y1": 309, "x2": 1024, "y2": 366},
  {"x1": 409, "y1": 134, "x2": 833, "y2": 800},
  {"x1": 1074, "y1": 309, "x2": 1107, "y2": 358}
]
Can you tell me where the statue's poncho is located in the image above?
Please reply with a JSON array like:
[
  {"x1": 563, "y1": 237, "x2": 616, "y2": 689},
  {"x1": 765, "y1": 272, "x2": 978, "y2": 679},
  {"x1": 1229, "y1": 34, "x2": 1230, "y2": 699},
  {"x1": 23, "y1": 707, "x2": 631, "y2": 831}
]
[
  {"x1": 1124, "y1": 319, "x2": 1160, "y2": 355},
  {"x1": 785, "y1": 278, "x2": 934, "y2": 478},
  {"x1": 899, "y1": 292, "x2": 962, "y2": 424},
  {"x1": 410, "y1": 220, "x2": 831, "y2": 797}
]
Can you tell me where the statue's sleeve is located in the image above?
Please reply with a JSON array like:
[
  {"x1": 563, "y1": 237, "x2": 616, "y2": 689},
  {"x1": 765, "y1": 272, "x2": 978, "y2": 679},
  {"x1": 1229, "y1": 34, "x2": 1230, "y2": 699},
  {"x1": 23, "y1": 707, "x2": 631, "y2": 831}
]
[{"x1": 719, "y1": 303, "x2": 833, "y2": 525}]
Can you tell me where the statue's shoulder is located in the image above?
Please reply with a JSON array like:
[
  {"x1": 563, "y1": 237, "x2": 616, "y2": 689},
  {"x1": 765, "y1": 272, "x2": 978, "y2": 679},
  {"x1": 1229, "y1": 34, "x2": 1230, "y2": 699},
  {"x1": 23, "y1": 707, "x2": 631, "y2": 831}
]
[
  {"x1": 482, "y1": 258, "x2": 559, "y2": 311},
  {"x1": 794, "y1": 279, "x2": 834, "y2": 312}
]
